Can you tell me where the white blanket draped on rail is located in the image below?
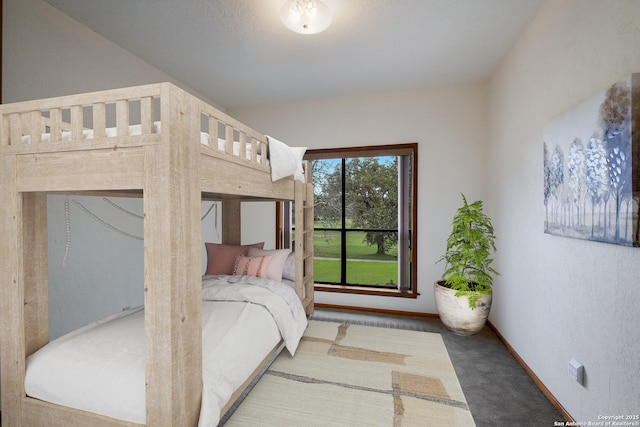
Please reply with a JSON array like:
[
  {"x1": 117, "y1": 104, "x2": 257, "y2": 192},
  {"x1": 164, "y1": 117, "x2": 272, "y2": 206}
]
[{"x1": 201, "y1": 275, "x2": 307, "y2": 356}]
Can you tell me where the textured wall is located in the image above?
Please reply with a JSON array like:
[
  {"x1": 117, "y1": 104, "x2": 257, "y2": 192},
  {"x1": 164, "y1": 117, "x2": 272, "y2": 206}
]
[
  {"x1": 487, "y1": 0, "x2": 640, "y2": 420},
  {"x1": 46, "y1": 196, "x2": 225, "y2": 339},
  {"x1": 2, "y1": 0, "x2": 217, "y2": 105}
]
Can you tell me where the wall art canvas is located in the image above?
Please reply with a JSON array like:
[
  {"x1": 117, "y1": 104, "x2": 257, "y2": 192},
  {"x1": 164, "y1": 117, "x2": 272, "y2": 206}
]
[{"x1": 543, "y1": 73, "x2": 640, "y2": 246}]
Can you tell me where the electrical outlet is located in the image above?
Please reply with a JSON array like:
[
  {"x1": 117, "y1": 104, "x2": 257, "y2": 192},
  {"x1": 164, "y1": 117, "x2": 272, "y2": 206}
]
[{"x1": 568, "y1": 359, "x2": 584, "y2": 385}]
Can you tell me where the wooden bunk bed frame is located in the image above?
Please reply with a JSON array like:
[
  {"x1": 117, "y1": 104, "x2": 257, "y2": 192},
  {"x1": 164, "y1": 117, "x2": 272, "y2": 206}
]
[{"x1": 0, "y1": 82, "x2": 314, "y2": 427}]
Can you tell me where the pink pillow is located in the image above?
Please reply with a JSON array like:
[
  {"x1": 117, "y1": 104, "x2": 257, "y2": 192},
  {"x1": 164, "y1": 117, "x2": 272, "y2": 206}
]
[
  {"x1": 204, "y1": 242, "x2": 264, "y2": 276},
  {"x1": 247, "y1": 247, "x2": 291, "y2": 282},
  {"x1": 233, "y1": 255, "x2": 272, "y2": 278}
]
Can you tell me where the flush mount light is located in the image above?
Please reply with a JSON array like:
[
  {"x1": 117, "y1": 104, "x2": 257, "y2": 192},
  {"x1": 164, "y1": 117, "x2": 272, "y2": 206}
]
[{"x1": 280, "y1": 0, "x2": 332, "y2": 35}]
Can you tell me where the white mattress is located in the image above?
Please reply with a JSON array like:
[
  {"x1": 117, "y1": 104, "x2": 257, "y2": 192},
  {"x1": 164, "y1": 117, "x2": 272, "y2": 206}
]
[{"x1": 25, "y1": 276, "x2": 307, "y2": 426}]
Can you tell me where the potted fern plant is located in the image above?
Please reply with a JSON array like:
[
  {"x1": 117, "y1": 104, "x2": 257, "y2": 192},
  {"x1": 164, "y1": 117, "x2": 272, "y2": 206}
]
[{"x1": 435, "y1": 193, "x2": 498, "y2": 335}]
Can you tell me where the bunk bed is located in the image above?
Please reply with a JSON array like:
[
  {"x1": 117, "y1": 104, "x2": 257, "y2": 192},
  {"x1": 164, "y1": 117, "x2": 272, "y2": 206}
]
[{"x1": 0, "y1": 82, "x2": 315, "y2": 427}]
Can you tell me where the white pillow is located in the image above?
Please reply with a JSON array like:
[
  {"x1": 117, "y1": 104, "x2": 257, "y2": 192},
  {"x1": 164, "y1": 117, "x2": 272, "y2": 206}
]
[
  {"x1": 266, "y1": 136, "x2": 307, "y2": 181},
  {"x1": 282, "y1": 251, "x2": 296, "y2": 282},
  {"x1": 247, "y1": 247, "x2": 292, "y2": 282}
]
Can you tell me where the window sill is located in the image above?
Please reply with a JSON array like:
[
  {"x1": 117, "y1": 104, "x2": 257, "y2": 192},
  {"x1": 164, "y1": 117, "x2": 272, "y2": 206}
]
[{"x1": 314, "y1": 284, "x2": 419, "y2": 298}]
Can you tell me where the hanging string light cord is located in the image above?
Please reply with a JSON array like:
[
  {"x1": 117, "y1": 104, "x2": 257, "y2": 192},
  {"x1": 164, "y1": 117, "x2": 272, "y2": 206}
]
[
  {"x1": 63, "y1": 198, "x2": 219, "y2": 266},
  {"x1": 72, "y1": 199, "x2": 144, "y2": 241},
  {"x1": 63, "y1": 196, "x2": 72, "y2": 268},
  {"x1": 102, "y1": 197, "x2": 144, "y2": 219},
  {"x1": 202, "y1": 202, "x2": 220, "y2": 240},
  {"x1": 202, "y1": 202, "x2": 215, "y2": 221}
]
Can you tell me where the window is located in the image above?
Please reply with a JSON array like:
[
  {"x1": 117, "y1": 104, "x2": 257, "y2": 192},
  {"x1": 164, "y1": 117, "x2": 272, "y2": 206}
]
[{"x1": 304, "y1": 144, "x2": 417, "y2": 297}]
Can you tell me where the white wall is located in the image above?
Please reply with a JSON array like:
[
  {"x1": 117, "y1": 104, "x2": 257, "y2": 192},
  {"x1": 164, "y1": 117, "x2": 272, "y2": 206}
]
[
  {"x1": 46, "y1": 196, "x2": 227, "y2": 338},
  {"x1": 487, "y1": 0, "x2": 640, "y2": 420},
  {"x1": 230, "y1": 81, "x2": 490, "y2": 314},
  {"x1": 2, "y1": 0, "x2": 218, "y2": 105},
  {"x1": 45, "y1": 196, "x2": 273, "y2": 337},
  {"x1": 6, "y1": 0, "x2": 148, "y2": 100}
]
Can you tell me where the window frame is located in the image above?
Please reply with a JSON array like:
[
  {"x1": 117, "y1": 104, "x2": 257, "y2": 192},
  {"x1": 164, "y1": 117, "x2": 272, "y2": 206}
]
[{"x1": 305, "y1": 143, "x2": 418, "y2": 298}]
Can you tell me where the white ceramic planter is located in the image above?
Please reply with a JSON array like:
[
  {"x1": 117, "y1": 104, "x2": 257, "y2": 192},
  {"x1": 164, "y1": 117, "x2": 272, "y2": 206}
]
[{"x1": 434, "y1": 281, "x2": 492, "y2": 336}]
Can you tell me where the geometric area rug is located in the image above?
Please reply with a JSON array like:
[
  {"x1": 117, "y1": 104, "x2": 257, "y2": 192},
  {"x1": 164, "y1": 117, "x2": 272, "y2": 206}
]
[{"x1": 223, "y1": 320, "x2": 476, "y2": 426}]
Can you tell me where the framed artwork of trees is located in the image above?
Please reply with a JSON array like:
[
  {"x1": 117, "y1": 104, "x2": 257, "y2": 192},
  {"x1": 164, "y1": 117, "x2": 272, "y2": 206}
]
[{"x1": 544, "y1": 73, "x2": 640, "y2": 247}]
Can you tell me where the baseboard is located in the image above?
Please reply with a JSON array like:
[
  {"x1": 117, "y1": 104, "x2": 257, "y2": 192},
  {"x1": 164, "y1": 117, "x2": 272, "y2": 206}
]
[
  {"x1": 314, "y1": 303, "x2": 439, "y2": 319},
  {"x1": 314, "y1": 303, "x2": 574, "y2": 423},
  {"x1": 486, "y1": 320, "x2": 575, "y2": 423}
]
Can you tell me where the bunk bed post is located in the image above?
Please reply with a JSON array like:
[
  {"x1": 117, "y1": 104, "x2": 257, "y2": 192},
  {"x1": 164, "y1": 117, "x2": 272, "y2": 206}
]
[
  {"x1": 22, "y1": 192, "x2": 49, "y2": 356},
  {"x1": 294, "y1": 183, "x2": 304, "y2": 302},
  {"x1": 143, "y1": 83, "x2": 202, "y2": 427},
  {"x1": 222, "y1": 199, "x2": 241, "y2": 245},
  {"x1": 0, "y1": 155, "x2": 26, "y2": 426},
  {"x1": 0, "y1": 174, "x2": 48, "y2": 427}
]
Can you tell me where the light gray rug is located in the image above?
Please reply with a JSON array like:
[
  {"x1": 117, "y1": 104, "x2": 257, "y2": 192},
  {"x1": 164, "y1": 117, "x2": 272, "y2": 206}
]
[{"x1": 222, "y1": 320, "x2": 475, "y2": 426}]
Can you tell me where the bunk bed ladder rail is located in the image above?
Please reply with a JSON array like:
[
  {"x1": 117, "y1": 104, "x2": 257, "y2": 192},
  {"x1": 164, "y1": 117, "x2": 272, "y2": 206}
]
[{"x1": 294, "y1": 164, "x2": 315, "y2": 316}]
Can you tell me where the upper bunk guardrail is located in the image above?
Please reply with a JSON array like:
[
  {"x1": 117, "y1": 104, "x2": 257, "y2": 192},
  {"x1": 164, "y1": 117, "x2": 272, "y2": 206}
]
[
  {"x1": 196, "y1": 98, "x2": 269, "y2": 169},
  {"x1": 0, "y1": 84, "x2": 163, "y2": 152},
  {"x1": 0, "y1": 83, "x2": 270, "y2": 171}
]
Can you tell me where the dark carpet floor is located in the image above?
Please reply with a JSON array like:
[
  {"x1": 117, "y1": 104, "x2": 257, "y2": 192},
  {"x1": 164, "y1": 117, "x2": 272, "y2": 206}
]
[{"x1": 310, "y1": 308, "x2": 565, "y2": 427}]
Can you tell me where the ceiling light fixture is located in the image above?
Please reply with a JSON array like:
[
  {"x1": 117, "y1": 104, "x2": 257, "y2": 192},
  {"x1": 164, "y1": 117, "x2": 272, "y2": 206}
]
[{"x1": 280, "y1": 0, "x2": 332, "y2": 35}]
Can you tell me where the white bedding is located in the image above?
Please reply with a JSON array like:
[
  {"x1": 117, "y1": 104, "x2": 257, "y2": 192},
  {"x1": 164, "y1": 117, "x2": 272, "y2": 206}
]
[{"x1": 24, "y1": 276, "x2": 307, "y2": 426}]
